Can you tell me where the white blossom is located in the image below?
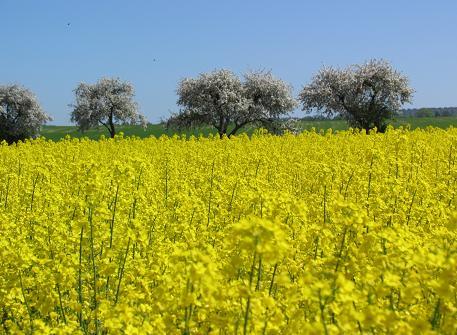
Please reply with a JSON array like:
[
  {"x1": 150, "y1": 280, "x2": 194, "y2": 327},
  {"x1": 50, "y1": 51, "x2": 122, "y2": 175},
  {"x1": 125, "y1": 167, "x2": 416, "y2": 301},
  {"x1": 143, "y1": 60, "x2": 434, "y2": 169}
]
[
  {"x1": 0, "y1": 85, "x2": 51, "y2": 143},
  {"x1": 299, "y1": 59, "x2": 414, "y2": 132},
  {"x1": 70, "y1": 77, "x2": 146, "y2": 138},
  {"x1": 168, "y1": 69, "x2": 296, "y2": 138}
]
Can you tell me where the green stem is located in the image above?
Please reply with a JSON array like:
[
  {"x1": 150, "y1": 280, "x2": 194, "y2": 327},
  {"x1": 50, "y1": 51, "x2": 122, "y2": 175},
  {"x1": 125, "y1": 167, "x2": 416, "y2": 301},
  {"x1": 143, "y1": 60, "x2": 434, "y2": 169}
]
[
  {"x1": 318, "y1": 290, "x2": 329, "y2": 335},
  {"x1": 106, "y1": 184, "x2": 119, "y2": 297},
  {"x1": 430, "y1": 298, "x2": 441, "y2": 330},
  {"x1": 406, "y1": 190, "x2": 417, "y2": 226},
  {"x1": 115, "y1": 237, "x2": 131, "y2": 305},
  {"x1": 207, "y1": 161, "x2": 215, "y2": 227},
  {"x1": 323, "y1": 184, "x2": 327, "y2": 224},
  {"x1": 244, "y1": 250, "x2": 257, "y2": 335},
  {"x1": 269, "y1": 263, "x2": 278, "y2": 296},
  {"x1": 19, "y1": 271, "x2": 33, "y2": 333},
  {"x1": 88, "y1": 208, "x2": 99, "y2": 334},
  {"x1": 56, "y1": 283, "x2": 67, "y2": 324},
  {"x1": 243, "y1": 297, "x2": 251, "y2": 335},
  {"x1": 334, "y1": 227, "x2": 347, "y2": 273},
  {"x1": 78, "y1": 224, "x2": 84, "y2": 329},
  {"x1": 164, "y1": 160, "x2": 169, "y2": 205},
  {"x1": 30, "y1": 174, "x2": 39, "y2": 211},
  {"x1": 4, "y1": 175, "x2": 9, "y2": 209},
  {"x1": 228, "y1": 181, "x2": 238, "y2": 212},
  {"x1": 255, "y1": 257, "x2": 262, "y2": 291}
]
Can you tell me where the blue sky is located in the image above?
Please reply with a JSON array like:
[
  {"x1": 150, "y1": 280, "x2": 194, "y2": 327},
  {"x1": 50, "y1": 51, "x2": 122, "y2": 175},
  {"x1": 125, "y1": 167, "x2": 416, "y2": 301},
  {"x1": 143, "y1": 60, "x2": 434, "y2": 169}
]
[{"x1": 1, "y1": 0, "x2": 457, "y2": 125}]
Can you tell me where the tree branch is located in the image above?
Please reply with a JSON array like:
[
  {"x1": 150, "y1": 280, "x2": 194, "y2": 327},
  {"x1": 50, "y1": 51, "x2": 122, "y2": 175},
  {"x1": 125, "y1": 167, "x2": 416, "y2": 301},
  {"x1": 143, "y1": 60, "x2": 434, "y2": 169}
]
[
  {"x1": 98, "y1": 119, "x2": 111, "y2": 134},
  {"x1": 228, "y1": 120, "x2": 249, "y2": 137}
]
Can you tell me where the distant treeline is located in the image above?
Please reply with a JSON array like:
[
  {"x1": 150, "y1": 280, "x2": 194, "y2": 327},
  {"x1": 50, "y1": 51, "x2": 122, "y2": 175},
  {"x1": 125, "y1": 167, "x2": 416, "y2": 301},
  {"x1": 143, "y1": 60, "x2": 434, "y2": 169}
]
[
  {"x1": 301, "y1": 107, "x2": 457, "y2": 120},
  {"x1": 401, "y1": 107, "x2": 457, "y2": 117}
]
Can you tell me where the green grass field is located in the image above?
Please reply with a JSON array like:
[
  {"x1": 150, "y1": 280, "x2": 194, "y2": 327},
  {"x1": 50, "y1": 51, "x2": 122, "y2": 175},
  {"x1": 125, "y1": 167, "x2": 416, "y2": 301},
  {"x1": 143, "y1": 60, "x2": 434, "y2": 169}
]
[{"x1": 40, "y1": 116, "x2": 457, "y2": 141}]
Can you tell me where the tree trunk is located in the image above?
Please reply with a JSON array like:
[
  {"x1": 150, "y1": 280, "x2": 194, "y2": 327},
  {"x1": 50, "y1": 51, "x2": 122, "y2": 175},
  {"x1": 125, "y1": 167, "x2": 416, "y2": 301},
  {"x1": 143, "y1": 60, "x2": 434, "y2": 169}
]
[
  {"x1": 109, "y1": 111, "x2": 115, "y2": 138},
  {"x1": 228, "y1": 121, "x2": 247, "y2": 138},
  {"x1": 216, "y1": 116, "x2": 229, "y2": 139},
  {"x1": 375, "y1": 121, "x2": 387, "y2": 133}
]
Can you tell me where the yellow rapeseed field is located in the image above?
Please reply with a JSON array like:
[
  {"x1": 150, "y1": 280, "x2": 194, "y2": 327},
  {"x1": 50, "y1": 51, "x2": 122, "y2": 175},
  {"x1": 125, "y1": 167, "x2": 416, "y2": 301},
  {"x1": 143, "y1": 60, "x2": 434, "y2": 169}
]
[{"x1": 0, "y1": 127, "x2": 456, "y2": 334}]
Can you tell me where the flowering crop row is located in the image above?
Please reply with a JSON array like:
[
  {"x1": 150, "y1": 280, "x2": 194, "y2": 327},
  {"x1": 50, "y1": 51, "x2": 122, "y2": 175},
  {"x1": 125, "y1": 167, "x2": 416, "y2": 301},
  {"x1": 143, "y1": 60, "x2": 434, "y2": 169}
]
[{"x1": 0, "y1": 128, "x2": 456, "y2": 334}]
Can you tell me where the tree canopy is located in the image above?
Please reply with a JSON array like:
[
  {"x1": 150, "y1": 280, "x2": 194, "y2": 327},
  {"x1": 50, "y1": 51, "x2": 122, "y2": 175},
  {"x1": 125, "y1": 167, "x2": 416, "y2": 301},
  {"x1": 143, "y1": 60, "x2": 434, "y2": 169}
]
[
  {"x1": 167, "y1": 69, "x2": 296, "y2": 138},
  {"x1": 299, "y1": 59, "x2": 414, "y2": 132},
  {"x1": 71, "y1": 77, "x2": 146, "y2": 138},
  {"x1": 0, "y1": 85, "x2": 51, "y2": 143}
]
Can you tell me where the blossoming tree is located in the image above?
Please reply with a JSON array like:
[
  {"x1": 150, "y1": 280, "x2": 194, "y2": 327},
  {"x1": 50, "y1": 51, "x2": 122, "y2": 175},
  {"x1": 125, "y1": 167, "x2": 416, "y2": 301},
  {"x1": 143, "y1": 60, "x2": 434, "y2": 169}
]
[
  {"x1": 299, "y1": 59, "x2": 414, "y2": 132},
  {"x1": 167, "y1": 69, "x2": 297, "y2": 138},
  {"x1": 0, "y1": 84, "x2": 51, "y2": 143},
  {"x1": 71, "y1": 77, "x2": 147, "y2": 138}
]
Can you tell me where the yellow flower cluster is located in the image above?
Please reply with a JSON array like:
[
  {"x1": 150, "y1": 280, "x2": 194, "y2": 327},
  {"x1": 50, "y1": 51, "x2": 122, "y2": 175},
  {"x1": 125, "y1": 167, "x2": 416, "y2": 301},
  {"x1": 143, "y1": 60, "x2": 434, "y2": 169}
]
[{"x1": 1, "y1": 128, "x2": 456, "y2": 334}]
